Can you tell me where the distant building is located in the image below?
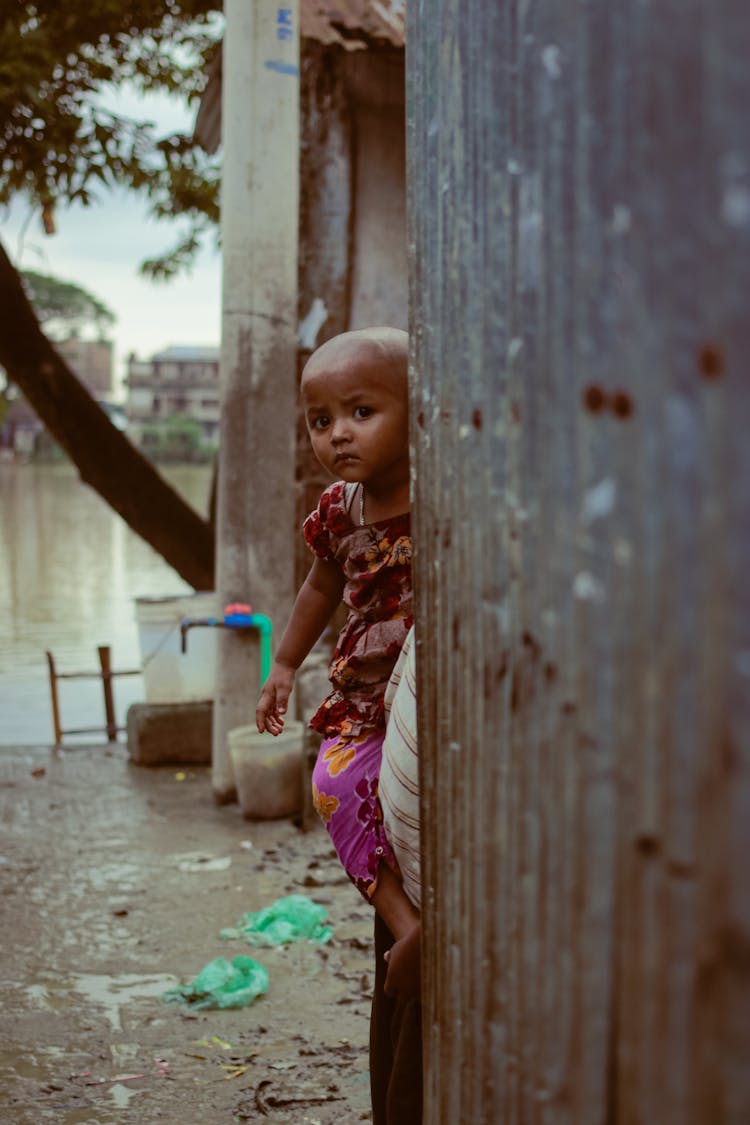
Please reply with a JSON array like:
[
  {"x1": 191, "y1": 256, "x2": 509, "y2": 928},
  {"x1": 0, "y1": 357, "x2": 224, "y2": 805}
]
[
  {"x1": 2, "y1": 395, "x2": 41, "y2": 457},
  {"x1": 56, "y1": 336, "x2": 113, "y2": 399},
  {"x1": 1, "y1": 335, "x2": 115, "y2": 458},
  {"x1": 125, "y1": 345, "x2": 221, "y2": 447}
]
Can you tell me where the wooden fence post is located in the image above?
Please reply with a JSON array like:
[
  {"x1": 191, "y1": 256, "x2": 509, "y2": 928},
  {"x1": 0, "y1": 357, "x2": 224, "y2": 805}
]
[
  {"x1": 97, "y1": 645, "x2": 117, "y2": 743},
  {"x1": 46, "y1": 651, "x2": 62, "y2": 746}
]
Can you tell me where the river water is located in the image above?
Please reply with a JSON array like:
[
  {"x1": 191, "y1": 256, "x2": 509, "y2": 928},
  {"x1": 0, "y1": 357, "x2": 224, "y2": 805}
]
[{"x1": 0, "y1": 462, "x2": 212, "y2": 745}]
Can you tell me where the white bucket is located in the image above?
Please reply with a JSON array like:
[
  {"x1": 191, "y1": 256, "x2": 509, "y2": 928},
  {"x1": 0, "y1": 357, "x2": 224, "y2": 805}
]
[
  {"x1": 228, "y1": 721, "x2": 305, "y2": 820},
  {"x1": 134, "y1": 592, "x2": 218, "y2": 703}
]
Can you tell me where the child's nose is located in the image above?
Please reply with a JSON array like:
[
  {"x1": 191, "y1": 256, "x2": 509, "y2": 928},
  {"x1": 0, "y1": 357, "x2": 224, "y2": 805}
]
[{"x1": 331, "y1": 419, "x2": 351, "y2": 443}]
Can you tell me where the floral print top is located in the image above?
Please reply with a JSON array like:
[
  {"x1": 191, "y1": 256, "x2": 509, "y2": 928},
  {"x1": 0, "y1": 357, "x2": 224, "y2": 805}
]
[{"x1": 303, "y1": 481, "x2": 413, "y2": 737}]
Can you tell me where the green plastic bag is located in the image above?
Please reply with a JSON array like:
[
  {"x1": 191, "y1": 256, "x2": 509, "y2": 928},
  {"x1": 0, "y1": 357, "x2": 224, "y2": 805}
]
[
  {"x1": 164, "y1": 955, "x2": 269, "y2": 1010},
  {"x1": 220, "y1": 894, "x2": 332, "y2": 947}
]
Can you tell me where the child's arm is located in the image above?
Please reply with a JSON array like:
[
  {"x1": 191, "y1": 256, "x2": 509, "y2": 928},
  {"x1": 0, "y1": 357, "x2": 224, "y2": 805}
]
[{"x1": 255, "y1": 556, "x2": 344, "y2": 735}]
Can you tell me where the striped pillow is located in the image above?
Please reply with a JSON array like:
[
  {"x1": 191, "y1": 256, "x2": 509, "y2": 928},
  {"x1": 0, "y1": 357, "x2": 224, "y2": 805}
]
[{"x1": 380, "y1": 626, "x2": 420, "y2": 910}]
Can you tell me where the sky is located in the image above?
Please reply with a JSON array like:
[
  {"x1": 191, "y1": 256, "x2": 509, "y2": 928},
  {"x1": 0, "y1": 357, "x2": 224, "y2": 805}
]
[{"x1": 1, "y1": 88, "x2": 221, "y2": 400}]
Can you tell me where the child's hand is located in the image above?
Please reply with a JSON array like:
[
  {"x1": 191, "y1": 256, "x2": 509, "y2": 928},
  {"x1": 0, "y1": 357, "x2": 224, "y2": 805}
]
[
  {"x1": 255, "y1": 662, "x2": 296, "y2": 735},
  {"x1": 384, "y1": 921, "x2": 421, "y2": 1000}
]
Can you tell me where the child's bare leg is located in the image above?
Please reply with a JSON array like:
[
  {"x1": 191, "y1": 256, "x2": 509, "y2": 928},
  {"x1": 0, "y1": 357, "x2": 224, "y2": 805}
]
[
  {"x1": 371, "y1": 866, "x2": 422, "y2": 999},
  {"x1": 371, "y1": 862, "x2": 419, "y2": 941},
  {"x1": 384, "y1": 920, "x2": 421, "y2": 999}
]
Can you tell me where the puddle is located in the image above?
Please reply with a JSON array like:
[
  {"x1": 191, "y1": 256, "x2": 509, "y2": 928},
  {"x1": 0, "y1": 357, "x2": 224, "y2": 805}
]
[
  {"x1": 67, "y1": 973, "x2": 179, "y2": 1031},
  {"x1": 24, "y1": 972, "x2": 178, "y2": 1031},
  {"x1": 108, "y1": 1041, "x2": 141, "y2": 1065},
  {"x1": 1, "y1": 1037, "x2": 158, "y2": 1125},
  {"x1": 83, "y1": 862, "x2": 141, "y2": 893},
  {"x1": 60, "y1": 1110, "x2": 117, "y2": 1124},
  {"x1": 174, "y1": 851, "x2": 232, "y2": 873},
  {"x1": 108, "y1": 1081, "x2": 143, "y2": 1109},
  {"x1": 0, "y1": 1045, "x2": 66, "y2": 1080},
  {"x1": 25, "y1": 978, "x2": 77, "y2": 1012},
  {"x1": 0, "y1": 1044, "x2": 121, "y2": 1125}
]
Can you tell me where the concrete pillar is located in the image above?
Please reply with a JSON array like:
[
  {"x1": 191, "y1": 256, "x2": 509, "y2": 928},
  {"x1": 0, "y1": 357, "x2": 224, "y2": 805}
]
[{"x1": 213, "y1": 1, "x2": 300, "y2": 800}]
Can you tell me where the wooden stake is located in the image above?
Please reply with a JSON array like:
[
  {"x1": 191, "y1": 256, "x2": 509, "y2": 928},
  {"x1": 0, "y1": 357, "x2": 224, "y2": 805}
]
[
  {"x1": 46, "y1": 650, "x2": 62, "y2": 746},
  {"x1": 98, "y1": 646, "x2": 117, "y2": 743}
]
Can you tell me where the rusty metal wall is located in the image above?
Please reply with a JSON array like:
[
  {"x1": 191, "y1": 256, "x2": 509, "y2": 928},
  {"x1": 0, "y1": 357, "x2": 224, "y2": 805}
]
[{"x1": 407, "y1": 2, "x2": 750, "y2": 1121}]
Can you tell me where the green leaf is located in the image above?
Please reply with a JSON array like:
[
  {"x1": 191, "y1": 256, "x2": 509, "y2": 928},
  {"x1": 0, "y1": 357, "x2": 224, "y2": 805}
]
[{"x1": 0, "y1": 2, "x2": 224, "y2": 280}]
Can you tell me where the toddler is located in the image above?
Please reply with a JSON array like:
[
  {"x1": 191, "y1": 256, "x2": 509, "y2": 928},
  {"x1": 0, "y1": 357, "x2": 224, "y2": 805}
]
[{"x1": 256, "y1": 326, "x2": 419, "y2": 945}]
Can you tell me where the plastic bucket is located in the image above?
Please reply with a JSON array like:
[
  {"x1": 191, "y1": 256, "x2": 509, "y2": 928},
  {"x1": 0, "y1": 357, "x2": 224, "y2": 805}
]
[
  {"x1": 228, "y1": 721, "x2": 305, "y2": 820},
  {"x1": 135, "y1": 592, "x2": 218, "y2": 703}
]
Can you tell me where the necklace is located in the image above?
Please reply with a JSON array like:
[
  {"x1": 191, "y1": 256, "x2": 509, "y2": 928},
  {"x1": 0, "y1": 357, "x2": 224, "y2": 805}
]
[{"x1": 359, "y1": 484, "x2": 365, "y2": 526}]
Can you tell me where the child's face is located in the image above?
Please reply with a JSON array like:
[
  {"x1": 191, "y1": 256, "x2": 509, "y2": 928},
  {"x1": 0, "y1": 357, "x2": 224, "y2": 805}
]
[{"x1": 301, "y1": 342, "x2": 409, "y2": 492}]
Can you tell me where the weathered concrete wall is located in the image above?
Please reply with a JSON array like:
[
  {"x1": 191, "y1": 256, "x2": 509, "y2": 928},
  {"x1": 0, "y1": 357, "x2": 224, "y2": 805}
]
[
  {"x1": 299, "y1": 43, "x2": 353, "y2": 342},
  {"x1": 296, "y1": 46, "x2": 407, "y2": 592},
  {"x1": 407, "y1": 1, "x2": 750, "y2": 1121},
  {"x1": 346, "y1": 50, "x2": 407, "y2": 330},
  {"x1": 298, "y1": 45, "x2": 407, "y2": 338}
]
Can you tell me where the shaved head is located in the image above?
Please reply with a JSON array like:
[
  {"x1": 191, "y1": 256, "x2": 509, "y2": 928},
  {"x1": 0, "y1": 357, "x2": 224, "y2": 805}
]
[{"x1": 302, "y1": 327, "x2": 408, "y2": 394}]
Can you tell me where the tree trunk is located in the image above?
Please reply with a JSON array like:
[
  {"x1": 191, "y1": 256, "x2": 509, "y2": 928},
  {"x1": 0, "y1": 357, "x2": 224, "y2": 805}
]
[{"x1": 0, "y1": 240, "x2": 214, "y2": 590}]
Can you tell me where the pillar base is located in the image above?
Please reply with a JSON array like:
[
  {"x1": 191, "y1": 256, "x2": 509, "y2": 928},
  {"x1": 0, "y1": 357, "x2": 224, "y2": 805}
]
[{"x1": 127, "y1": 701, "x2": 212, "y2": 767}]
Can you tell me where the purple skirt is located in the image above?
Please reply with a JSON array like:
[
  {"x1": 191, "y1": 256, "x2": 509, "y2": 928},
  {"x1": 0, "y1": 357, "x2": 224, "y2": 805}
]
[{"x1": 312, "y1": 729, "x2": 399, "y2": 900}]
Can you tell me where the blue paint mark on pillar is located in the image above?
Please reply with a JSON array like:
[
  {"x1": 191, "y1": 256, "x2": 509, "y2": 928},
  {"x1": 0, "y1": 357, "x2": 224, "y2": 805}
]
[{"x1": 264, "y1": 60, "x2": 299, "y2": 76}]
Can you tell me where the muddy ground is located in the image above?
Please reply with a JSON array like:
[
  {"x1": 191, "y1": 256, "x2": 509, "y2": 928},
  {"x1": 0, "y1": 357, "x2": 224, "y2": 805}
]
[{"x1": 0, "y1": 743, "x2": 376, "y2": 1124}]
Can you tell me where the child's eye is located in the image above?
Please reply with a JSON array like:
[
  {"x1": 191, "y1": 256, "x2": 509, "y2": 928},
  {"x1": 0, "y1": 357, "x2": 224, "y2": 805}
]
[
  {"x1": 310, "y1": 415, "x2": 329, "y2": 430},
  {"x1": 353, "y1": 406, "x2": 373, "y2": 420}
]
